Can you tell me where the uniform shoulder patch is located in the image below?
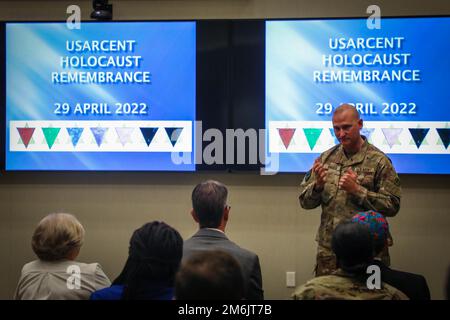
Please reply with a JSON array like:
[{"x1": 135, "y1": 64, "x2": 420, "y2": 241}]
[{"x1": 304, "y1": 169, "x2": 312, "y2": 181}]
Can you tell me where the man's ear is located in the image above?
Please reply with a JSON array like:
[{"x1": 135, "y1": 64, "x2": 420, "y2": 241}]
[
  {"x1": 358, "y1": 119, "x2": 363, "y2": 130},
  {"x1": 191, "y1": 209, "x2": 199, "y2": 223},
  {"x1": 223, "y1": 206, "x2": 230, "y2": 222}
]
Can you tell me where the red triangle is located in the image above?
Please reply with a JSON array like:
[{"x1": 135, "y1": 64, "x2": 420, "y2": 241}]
[
  {"x1": 278, "y1": 128, "x2": 296, "y2": 149},
  {"x1": 17, "y1": 127, "x2": 35, "y2": 148}
]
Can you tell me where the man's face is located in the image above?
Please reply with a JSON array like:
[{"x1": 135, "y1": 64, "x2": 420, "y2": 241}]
[{"x1": 332, "y1": 110, "x2": 362, "y2": 149}]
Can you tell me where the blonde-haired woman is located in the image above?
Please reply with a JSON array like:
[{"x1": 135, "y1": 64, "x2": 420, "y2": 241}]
[{"x1": 15, "y1": 213, "x2": 111, "y2": 299}]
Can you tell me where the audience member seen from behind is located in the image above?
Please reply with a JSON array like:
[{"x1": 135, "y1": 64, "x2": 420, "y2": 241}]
[
  {"x1": 183, "y1": 180, "x2": 264, "y2": 300},
  {"x1": 292, "y1": 221, "x2": 408, "y2": 300},
  {"x1": 352, "y1": 210, "x2": 430, "y2": 300},
  {"x1": 175, "y1": 250, "x2": 245, "y2": 300},
  {"x1": 91, "y1": 221, "x2": 182, "y2": 300},
  {"x1": 15, "y1": 213, "x2": 111, "y2": 300}
]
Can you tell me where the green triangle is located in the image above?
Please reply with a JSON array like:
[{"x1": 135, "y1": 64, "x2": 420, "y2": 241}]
[
  {"x1": 303, "y1": 128, "x2": 323, "y2": 150},
  {"x1": 42, "y1": 127, "x2": 61, "y2": 149}
]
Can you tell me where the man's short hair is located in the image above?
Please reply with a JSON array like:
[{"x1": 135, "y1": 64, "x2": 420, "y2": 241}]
[
  {"x1": 191, "y1": 180, "x2": 228, "y2": 228},
  {"x1": 332, "y1": 221, "x2": 374, "y2": 274},
  {"x1": 175, "y1": 250, "x2": 245, "y2": 300},
  {"x1": 333, "y1": 103, "x2": 361, "y2": 120},
  {"x1": 32, "y1": 213, "x2": 85, "y2": 261}
]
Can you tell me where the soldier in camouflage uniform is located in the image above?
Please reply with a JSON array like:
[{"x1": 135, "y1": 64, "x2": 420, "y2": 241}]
[
  {"x1": 299, "y1": 104, "x2": 401, "y2": 276},
  {"x1": 292, "y1": 221, "x2": 408, "y2": 300},
  {"x1": 291, "y1": 270, "x2": 408, "y2": 300}
]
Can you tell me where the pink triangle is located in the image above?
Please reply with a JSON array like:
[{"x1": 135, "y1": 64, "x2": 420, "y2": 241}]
[
  {"x1": 17, "y1": 127, "x2": 35, "y2": 148},
  {"x1": 278, "y1": 128, "x2": 296, "y2": 149}
]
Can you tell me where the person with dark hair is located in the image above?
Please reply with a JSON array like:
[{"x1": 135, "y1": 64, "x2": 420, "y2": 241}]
[
  {"x1": 175, "y1": 250, "x2": 245, "y2": 300},
  {"x1": 183, "y1": 180, "x2": 264, "y2": 300},
  {"x1": 15, "y1": 213, "x2": 111, "y2": 300},
  {"x1": 299, "y1": 104, "x2": 401, "y2": 276},
  {"x1": 352, "y1": 211, "x2": 431, "y2": 300},
  {"x1": 90, "y1": 221, "x2": 183, "y2": 300},
  {"x1": 292, "y1": 221, "x2": 408, "y2": 300}
]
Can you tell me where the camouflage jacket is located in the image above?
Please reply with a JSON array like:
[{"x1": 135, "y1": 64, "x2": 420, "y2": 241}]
[
  {"x1": 291, "y1": 270, "x2": 409, "y2": 300},
  {"x1": 299, "y1": 138, "x2": 401, "y2": 251}
]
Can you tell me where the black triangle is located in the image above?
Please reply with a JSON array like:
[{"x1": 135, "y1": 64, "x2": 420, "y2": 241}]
[
  {"x1": 408, "y1": 128, "x2": 429, "y2": 148},
  {"x1": 140, "y1": 127, "x2": 158, "y2": 146},
  {"x1": 437, "y1": 128, "x2": 450, "y2": 149},
  {"x1": 165, "y1": 127, "x2": 183, "y2": 147}
]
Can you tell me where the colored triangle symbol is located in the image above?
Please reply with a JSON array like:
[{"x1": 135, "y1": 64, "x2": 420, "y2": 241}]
[
  {"x1": 140, "y1": 127, "x2": 159, "y2": 146},
  {"x1": 278, "y1": 128, "x2": 296, "y2": 149},
  {"x1": 303, "y1": 128, "x2": 323, "y2": 150},
  {"x1": 90, "y1": 127, "x2": 108, "y2": 147},
  {"x1": 381, "y1": 128, "x2": 402, "y2": 148},
  {"x1": 17, "y1": 127, "x2": 35, "y2": 148},
  {"x1": 437, "y1": 128, "x2": 450, "y2": 149},
  {"x1": 67, "y1": 127, "x2": 84, "y2": 147},
  {"x1": 115, "y1": 127, "x2": 134, "y2": 146},
  {"x1": 361, "y1": 128, "x2": 375, "y2": 141},
  {"x1": 165, "y1": 127, "x2": 183, "y2": 147},
  {"x1": 408, "y1": 128, "x2": 429, "y2": 149},
  {"x1": 42, "y1": 127, "x2": 61, "y2": 149},
  {"x1": 329, "y1": 128, "x2": 339, "y2": 145}
]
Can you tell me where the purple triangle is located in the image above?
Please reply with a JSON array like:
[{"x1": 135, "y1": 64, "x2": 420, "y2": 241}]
[
  {"x1": 115, "y1": 127, "x2": 134, "y2": 146},
  {"x1": 381, "y1": 128, "x2": 403, "y2": 148}
]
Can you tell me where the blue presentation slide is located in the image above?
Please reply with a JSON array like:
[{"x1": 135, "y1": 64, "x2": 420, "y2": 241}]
[
  {"x1": 266, "y1": 17, "x2": 450, "y2": 174},
  {"x1": 6, "y1": 21, "x2": 196, "y2": 171}
]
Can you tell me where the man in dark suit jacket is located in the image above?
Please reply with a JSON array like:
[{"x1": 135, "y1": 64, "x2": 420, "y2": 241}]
[
  {"x1": 183, "y1": 180, "x2": 264, "y2": 300},
  {"x1": 352, "y1": 211, "x2": 431, "y2": 300}
]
